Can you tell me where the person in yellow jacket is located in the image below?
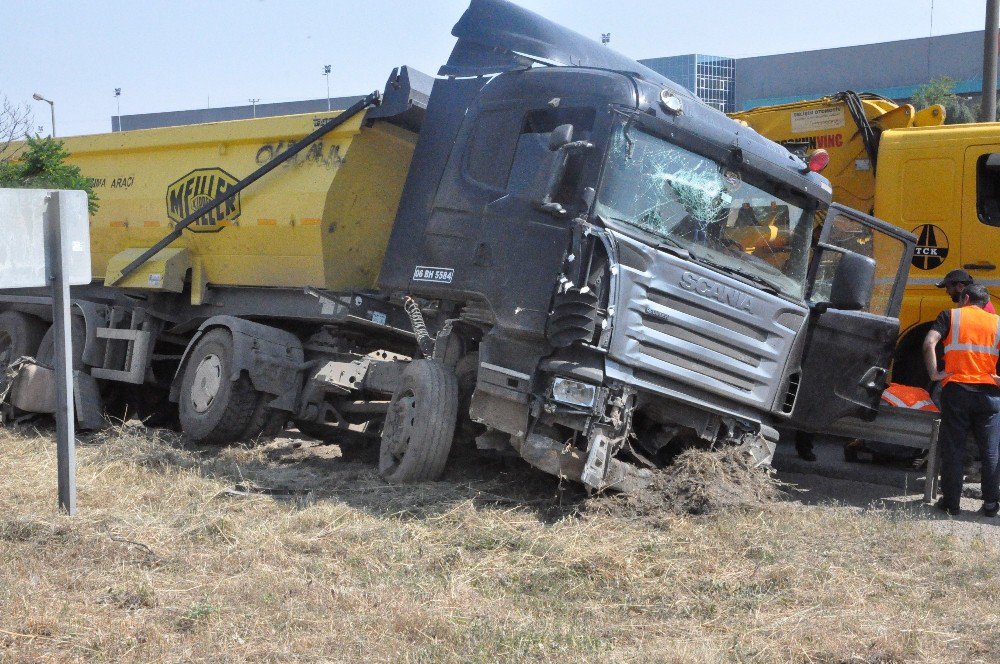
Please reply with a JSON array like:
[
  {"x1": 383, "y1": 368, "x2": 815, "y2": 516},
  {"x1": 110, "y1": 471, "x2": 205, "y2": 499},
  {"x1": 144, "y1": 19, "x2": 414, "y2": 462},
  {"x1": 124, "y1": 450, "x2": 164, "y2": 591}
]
[{"x1": 923, "y1": 284, "x2": 1000, "y2": 517}]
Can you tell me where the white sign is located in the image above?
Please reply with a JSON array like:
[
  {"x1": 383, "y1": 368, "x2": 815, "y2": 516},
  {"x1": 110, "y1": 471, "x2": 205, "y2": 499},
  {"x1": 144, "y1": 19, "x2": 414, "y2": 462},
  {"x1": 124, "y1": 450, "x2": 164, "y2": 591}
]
[
  {"x1": 790, "y1": 107, "x2": 845, "y2": 134},
  {"x1": 0, "y1": 189, "x2": 92, "y2": 288}
]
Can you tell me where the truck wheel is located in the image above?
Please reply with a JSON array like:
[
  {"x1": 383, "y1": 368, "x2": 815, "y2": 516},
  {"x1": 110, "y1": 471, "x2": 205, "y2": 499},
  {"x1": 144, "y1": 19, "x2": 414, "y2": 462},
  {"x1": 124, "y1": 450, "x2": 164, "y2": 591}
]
[
  {"x1": 0, "y1": 311, "x2": 47, "y2": 371},
  {"x1": 37, "y1": 316, "x2": 88, "y2": 370},
  {"x1": 379, "y1": 359, "x2": 458, "y2": 483},
  {"x1": 243, "y1": 400, "x2": 286, "y2": 441},
  {"x1": 178, "y1": 328, "x2": 263, "y2": 444}
]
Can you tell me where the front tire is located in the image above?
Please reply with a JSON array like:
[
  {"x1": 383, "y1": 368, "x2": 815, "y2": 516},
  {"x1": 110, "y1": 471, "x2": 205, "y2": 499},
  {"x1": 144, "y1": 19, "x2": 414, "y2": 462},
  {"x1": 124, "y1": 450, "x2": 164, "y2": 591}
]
[{"x1": 379, "y1": 359, "x2": 458, "y2": 483}]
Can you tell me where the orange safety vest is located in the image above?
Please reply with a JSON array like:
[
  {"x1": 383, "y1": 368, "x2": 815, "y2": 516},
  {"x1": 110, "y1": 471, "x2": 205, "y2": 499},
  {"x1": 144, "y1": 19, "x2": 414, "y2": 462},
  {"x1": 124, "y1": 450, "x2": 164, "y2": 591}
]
[
  {"x1": 880, "y1": 383, "x2": 938, "y2": 412},
  {"x1": 941, "y1": 305, "x2": 1000, "y2": 387}
]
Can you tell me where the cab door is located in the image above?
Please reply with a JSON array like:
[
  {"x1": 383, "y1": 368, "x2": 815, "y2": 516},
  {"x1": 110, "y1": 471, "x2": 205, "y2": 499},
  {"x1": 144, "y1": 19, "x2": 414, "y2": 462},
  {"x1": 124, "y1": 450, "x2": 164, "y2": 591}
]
[
  {"x1": 788, "y1": 204, "x2": 916, "y2": 431},
  {"x1": 961, "y1": 146, "x2": 1000, "y2": 293}
]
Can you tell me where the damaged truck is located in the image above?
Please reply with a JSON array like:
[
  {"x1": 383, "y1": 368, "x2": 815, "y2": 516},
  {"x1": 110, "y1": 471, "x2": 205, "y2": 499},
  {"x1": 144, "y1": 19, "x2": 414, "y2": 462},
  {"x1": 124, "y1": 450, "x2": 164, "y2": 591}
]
[{"x1": 0, "y1": 0, "x2": 915, "y2": 491}]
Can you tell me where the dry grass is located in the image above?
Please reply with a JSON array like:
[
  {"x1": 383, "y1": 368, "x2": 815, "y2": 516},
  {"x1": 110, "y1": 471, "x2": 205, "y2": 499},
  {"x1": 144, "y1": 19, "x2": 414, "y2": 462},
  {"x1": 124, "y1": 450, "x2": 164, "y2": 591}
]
[{"x1": 1, "y1": 423, "x2": 999, "y2": 663}]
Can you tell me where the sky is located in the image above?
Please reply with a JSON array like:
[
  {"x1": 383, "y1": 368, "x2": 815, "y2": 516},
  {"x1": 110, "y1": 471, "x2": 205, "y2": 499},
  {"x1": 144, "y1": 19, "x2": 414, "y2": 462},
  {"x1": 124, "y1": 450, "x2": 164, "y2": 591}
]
[{"x1": 1, "y1": 0, "x2": 989, "y2": 137}]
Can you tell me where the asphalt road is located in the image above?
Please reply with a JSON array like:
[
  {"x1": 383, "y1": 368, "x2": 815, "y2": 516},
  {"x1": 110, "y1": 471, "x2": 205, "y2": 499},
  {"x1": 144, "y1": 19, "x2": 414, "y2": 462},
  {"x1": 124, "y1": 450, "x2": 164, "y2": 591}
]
[{"x1": 772, "y1": 435, "x2": 1000, "y2": 542}]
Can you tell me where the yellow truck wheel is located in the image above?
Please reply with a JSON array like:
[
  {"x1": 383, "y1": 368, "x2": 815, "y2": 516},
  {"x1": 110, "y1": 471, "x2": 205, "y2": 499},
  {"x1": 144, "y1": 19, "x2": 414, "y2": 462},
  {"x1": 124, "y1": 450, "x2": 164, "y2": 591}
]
[
  {"x1": 379, "y1": 359, "x2": 458, "y2": 483},
  {"x1": 179, "y1": 328, "x2": 269, "y2": 444}
]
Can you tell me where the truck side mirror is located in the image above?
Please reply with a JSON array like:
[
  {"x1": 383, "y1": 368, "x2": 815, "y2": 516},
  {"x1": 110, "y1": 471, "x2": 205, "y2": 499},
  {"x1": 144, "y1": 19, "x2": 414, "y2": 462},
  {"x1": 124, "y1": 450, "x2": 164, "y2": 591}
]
[{"x1": 828, "y1": 250, "x2": 875, "y2": 311}]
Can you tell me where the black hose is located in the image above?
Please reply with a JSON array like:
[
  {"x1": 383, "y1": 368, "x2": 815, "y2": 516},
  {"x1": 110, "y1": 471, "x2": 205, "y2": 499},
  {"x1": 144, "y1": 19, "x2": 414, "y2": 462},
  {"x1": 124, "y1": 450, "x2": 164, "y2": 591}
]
[
  {"x1": 403, "y1": 296, "x2": 435, "y2": 358},
  {"x1": 834, "y1": 91, "x2": 880, "y2": 173}
]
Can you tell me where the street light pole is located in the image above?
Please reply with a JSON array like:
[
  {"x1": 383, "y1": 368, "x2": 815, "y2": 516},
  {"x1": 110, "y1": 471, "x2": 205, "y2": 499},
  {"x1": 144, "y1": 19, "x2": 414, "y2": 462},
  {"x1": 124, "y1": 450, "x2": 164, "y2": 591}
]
[
  {"x1": 249, "y1": 98, "x2": 260, "y2": 119},
  {"x1": 32, "y1": 93, "x2": 55, "y2": 137},
  {"x1": 324, "y1": 65, "x2": 332, "y2": 111},
  {"x1": 983, "y1": 0, "x2": 999, "y2": 122},
  {"x1": 114, "y1": 88, "x2": 122, "y2": 131}
]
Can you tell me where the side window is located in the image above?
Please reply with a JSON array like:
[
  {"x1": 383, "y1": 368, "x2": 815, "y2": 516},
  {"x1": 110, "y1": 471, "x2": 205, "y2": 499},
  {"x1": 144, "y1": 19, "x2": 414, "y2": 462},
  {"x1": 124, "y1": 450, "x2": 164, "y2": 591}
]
[
  {"x1": 809, "y1": 212, "x2": 909, "y2": 317},
  {"x1": 508, "y1": 107, "x2": 596, "y2": 197},
  {"x1": 465, "y1": 107, "x2": 521, "y2": 190},
  {"x1": 977, "y1": 153, "x2": 1000, "y2": 227}
]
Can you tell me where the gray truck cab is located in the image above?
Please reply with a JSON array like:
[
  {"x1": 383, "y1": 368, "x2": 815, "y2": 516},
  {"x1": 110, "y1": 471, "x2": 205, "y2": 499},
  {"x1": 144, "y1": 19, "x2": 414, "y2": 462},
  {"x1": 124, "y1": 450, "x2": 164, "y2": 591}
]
[{"x1": 379, "y1": 0, "x2": 916, "y2": 489}]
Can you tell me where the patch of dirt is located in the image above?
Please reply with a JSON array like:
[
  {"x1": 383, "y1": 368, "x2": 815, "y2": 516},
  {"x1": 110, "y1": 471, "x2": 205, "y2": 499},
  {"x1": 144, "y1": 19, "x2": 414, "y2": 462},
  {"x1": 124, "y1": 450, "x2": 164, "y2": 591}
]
[{"x1": 586, "y1": 446, "x2": 785, "y2": 525}]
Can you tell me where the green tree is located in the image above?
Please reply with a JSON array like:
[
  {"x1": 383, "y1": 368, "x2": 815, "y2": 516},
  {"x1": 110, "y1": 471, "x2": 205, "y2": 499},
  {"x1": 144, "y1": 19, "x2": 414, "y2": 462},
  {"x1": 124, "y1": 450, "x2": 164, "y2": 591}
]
[
  {"x1": 911, "y1": 77, "x2": 977, "y2": 125},
  {"x1": 0, "y1": 135, "x2": 98, "y2": 213}
]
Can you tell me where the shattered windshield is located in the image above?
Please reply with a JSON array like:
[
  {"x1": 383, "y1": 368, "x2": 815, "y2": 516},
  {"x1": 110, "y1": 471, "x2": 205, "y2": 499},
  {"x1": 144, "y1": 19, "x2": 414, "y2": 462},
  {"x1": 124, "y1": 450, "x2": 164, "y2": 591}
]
[{"x1": 595, "y1": 123, "x2": 816, "y2": 299}]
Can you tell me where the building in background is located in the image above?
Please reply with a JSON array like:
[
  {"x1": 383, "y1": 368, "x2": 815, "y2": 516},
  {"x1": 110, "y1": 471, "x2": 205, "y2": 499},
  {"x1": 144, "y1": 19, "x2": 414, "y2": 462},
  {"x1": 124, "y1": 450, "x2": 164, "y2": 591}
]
[
  {"x1": 639, "y1": 54, "x2": 735, "y2": 112},
  {"x1": 640, "y1": 29, "x2": 993, "y2": 112},
  {"x1": 112, "y1": 69, "x2": 433, "y2": 132},
  {"x1": 114, "y1": 30, "x2": 992, "y2": 131},
  {"x1": 113, "y1": 95, "x2": 364, "y2": 132}
]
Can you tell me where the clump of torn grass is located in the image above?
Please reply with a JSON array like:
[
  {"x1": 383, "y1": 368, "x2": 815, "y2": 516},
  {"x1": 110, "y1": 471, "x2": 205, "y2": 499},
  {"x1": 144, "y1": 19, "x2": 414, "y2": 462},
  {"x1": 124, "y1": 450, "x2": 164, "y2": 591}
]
[{"x1": 587, "y1": 446, "x2": 786, "y2": 525}]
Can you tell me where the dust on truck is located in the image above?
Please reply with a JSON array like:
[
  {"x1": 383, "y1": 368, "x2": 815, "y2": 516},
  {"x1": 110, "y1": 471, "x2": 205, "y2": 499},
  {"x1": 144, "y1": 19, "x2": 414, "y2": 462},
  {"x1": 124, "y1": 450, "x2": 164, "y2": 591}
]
[{"x1": 0, "y1": 0, "x2": 916, "y2": 490}]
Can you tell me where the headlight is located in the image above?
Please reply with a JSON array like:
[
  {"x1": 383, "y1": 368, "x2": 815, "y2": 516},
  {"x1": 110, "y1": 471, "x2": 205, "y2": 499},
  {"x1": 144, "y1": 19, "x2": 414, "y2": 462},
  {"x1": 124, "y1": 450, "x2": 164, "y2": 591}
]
[{"x1": 552, "y1": 377, "x2": 597, "y2": 408}]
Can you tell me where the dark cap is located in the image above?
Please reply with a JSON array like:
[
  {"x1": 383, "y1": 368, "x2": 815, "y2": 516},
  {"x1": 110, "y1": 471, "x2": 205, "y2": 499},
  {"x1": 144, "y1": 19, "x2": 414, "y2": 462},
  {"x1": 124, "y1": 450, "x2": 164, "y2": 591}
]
[{"x1": 936, "y1": 269, "x2": 974, "y2": 287}]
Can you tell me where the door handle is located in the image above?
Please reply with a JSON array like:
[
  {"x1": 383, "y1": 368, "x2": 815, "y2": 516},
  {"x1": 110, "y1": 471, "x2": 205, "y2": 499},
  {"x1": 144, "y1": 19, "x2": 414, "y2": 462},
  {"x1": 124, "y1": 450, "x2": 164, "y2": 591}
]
[{"x1": 963, "y1": 262, "x2": 997, "y2": 271}]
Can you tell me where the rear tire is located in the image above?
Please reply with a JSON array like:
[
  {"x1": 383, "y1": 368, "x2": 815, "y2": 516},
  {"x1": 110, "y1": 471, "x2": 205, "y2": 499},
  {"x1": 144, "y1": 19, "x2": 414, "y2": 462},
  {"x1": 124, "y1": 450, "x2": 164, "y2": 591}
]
[
  {"x1": 178, "y1": 328, "x2": 264, "y2": 444},
  {"x1": 0, "y1": 311, "x2": 47, "y2": 418},
  {"x1": 37, "y1": 316, "x2": 88, "y2": 370},
  {"x1": 379, "y1": 359, "x2": 458, "y2": 483},
  {"x1": 0, "y1": 311, "x2": 47, "y2": 371}
]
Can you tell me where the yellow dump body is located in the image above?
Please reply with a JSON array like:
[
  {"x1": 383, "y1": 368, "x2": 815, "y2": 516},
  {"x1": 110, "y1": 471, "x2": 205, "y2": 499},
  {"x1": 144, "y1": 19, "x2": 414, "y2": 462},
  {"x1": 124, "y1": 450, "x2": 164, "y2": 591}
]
[
  {"x1": 59, "y1": 109, "x2": 417, "y2": 295},
  {"x1": 731, "y1": 96, "x2": 944, "y2": 215}
]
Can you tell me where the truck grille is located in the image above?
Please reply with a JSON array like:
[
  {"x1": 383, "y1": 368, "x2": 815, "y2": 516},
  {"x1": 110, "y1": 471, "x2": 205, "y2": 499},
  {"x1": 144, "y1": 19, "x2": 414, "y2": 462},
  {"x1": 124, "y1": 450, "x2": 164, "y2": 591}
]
[{"x1": 607, "y1": 244, "x2": 806, "y2": 414}]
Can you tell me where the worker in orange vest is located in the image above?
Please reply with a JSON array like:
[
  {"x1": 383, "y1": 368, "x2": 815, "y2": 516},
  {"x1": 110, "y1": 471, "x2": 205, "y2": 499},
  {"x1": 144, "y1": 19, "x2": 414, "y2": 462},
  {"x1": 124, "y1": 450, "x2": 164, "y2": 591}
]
[
  {"x1": 923, "y1": 284, "x2": 1000, "y2": 517},
  {"x1": 880, "y1": 383, "x2": 938, "y2": 412}
]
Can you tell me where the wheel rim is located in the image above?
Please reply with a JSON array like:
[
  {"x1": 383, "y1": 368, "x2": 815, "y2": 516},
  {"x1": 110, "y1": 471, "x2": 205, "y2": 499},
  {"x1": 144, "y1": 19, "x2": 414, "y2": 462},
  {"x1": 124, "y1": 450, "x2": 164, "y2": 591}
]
[
  {"x1": 0, "y1": 330, "x2": 12, "y2": 369},
  {"x1": 190, "y1": 353, "x2": 223, "y2": 413},
  {"x1": 381, "y1": 390, "x2": 417, "y2": 474}
]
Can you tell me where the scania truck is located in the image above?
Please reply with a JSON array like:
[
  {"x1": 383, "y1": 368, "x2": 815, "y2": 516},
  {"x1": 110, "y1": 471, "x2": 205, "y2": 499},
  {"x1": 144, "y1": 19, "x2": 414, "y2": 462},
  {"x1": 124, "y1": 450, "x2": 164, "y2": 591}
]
[{"x1": 0, "y1": 0, "x2": 915, "y2": 490}]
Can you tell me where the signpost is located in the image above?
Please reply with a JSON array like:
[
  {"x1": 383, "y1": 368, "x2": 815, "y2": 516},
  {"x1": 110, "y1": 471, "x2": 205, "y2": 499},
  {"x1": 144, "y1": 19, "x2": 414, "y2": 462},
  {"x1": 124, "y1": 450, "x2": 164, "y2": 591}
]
[{"x1": 0, "y1": 189, "x2": 91, "y2": 515}]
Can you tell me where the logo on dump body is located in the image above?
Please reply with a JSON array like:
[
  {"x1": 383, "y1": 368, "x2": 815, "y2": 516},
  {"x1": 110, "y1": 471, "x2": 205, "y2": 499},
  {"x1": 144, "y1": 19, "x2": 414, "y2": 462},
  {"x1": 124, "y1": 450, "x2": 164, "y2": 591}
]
[{"x1": 166, "y1": 168, "x2": 241, "y2": 233}]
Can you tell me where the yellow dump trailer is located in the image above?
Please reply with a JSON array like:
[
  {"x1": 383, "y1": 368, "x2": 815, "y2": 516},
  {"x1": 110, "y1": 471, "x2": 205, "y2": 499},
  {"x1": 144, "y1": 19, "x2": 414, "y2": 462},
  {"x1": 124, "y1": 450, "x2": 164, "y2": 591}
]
[
  {"x1": 62, "y1": 107, "x2": 416, "y2": 297},
  {"x1": 0, "y1": 69, "x2": 430, "y2": 447}
]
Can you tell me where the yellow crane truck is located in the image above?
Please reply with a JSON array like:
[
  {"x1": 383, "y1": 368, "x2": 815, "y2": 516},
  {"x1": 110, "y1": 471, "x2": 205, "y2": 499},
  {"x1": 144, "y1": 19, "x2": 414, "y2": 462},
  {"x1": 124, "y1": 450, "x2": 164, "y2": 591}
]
[
  {"x1": 733, "y1": 93, "x2": 1000, "y2": 387},
  {"x1": 0, "y1": 0, "x2": 916, "y2": 490}
]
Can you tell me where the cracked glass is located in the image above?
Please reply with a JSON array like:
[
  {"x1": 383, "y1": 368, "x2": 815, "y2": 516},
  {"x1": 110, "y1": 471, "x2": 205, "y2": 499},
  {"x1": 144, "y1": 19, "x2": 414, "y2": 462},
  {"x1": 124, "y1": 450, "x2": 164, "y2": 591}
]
[{"x1": 596, "y1": 123, "x2": 817, "y2": 298}]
